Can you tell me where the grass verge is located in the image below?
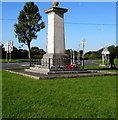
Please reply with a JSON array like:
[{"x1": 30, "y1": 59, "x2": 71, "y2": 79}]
[
  {"x1": 99, "y1": 69, "x2": 118, "y2": 73},
  {"x1": 0, "y1": 59, "x2": 41, "y2": 63},
  {"x1": 2, "y1": 70, "x2": 116, "y2": 118},
  {"x1": 95, "y1": 58, "x2": 118, "y2": 66},
  {"x1": 84, "y1": 65, "x2": 118, "y2": 73},
  {"x1": 84, "y1": 65, "x2": 108, "y2": 70}
]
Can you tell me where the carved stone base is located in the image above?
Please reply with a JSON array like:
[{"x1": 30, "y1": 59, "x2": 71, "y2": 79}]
[{"x1": 41, "y1": 53, "x2": 70, "y2": 67}]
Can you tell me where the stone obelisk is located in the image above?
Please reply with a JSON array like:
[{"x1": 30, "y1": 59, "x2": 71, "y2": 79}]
[{"x1": 42, "y1": 1, "x2": 69, "y2": 66}]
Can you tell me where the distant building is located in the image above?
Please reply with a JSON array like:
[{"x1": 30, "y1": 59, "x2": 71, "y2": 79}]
[{"x1": 102, "y1": 47, "x2": 110, "y2": 65}]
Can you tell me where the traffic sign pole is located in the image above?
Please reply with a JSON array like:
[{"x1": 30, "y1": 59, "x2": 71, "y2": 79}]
[{"x1": 4, "y1": 41, "x2": 13, "y2": 62}]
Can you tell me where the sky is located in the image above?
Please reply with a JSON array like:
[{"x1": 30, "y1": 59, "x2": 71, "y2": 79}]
[{"x1": 1, "y1": 2, "x2": 116, "y2": 53}]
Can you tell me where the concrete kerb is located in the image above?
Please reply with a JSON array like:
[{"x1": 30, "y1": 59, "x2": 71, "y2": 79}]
[
  {"x1": 5, "y1": 69, "x2": 118, "y2": 80},
  {"x1": 5, "y1": 70, "x2": 39, "y2": 80}
]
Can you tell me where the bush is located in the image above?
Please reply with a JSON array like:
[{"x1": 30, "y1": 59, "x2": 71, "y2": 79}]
[{"x1": 31, "y1": 55, "x2": 43, "y2": 59}]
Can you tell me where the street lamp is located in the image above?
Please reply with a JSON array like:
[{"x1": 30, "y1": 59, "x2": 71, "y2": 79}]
[
  {"x1": 81, "y1": 39, "x2": 86, "y2": 69},
  {"x1": 78, "y1": 44, "x2": 80, "y2": 60},
  {"x1": 73, "y1": 49, "x2": 75, "y2": 64},
  {"x1": 97, "y1": 28, "x2": 105, "y2": 49},
  {"x1": 78, "y1": 44, "x2": 81, "y2": 65}
]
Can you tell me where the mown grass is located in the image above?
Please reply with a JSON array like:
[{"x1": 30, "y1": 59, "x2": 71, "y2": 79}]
[
  {"x1": 99, "y1": 69, "x2": 118, "y2": 73},
  {"x1": 84, "y1": 63, "x2": 118, "y2": 73},
  {"x1": 95, "y1": 58, "x2": 118, "y2": 66},
  {"x1": 95, "y1": 60, "x2": 102, "y2": 64},
  {"x1": 84, "y1": 65, "x2": 108, "y2": 70},
  {"x1": 84, "y1": 65, "x2": 118, "y2": 73},
  {"x1": 0, "y1": 59, "x2": 41, "y2": 63},
  {"x1": 115, "y1": 58, "x2": 118, "y2": 65},
  {"x1": 2, "y1": 70, "x2": 116, "y2": 118},
  {"x1": 0, "y1": 69, "x2": 2, "y2": 119}
]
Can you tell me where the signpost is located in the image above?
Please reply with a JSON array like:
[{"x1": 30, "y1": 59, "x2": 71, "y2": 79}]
[
  {"x1": 4, "y1": 41, "x2": 13, "y2": 61},
  {"x1": 70, "y1": 49, "x2": 73, "y2": 64}
]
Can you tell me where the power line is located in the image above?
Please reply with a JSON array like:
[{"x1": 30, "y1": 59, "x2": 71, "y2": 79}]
[
  {"x1": 0, "y1": 19, "x2": 17, "y2": 21},
  {"x1": 0, "y1": 19, "x2": 116, "y2": 26},
  {"x1": 65, "y1": 22, "x2": 116, "y2": 26}
]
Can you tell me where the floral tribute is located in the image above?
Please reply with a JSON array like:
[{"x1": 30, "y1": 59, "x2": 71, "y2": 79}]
[{"x1": 65, "y1": 64, "x2": 75, "y2": 69}]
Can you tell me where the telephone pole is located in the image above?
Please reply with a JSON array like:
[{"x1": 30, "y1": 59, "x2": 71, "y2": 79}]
[{"x1": 81, "y1": 39, "x2": 86, "y2": 69}]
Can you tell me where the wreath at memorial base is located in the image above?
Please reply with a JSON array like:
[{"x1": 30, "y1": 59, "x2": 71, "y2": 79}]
[{"x1": 65, "y1": 64, "x2": 75, "y2": 69}]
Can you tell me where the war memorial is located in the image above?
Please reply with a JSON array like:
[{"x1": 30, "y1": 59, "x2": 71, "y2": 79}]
[
  {"x1": 8, "y1": 1, "x2": 117, "y2": 79},
  {"x1": 2, "y1": 2, "x2": 118, "y2": 119},
  {"x1": 26, "y1": 1, "x2": 85, "y2": 75}
]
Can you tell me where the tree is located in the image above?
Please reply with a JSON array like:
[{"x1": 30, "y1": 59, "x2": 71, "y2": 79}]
[
  {"x1": 108, "y1": 45, "x2": 116, "y2": 56},
  {"x1": 30, "y1": 47, "x2": 46, "y2": 59},
  {"x1": 31, "y1": 47, "x2": 40, "y2": 55},
  {"x1": 14, "y1": 2, "x2": 45, "y2": 66}
]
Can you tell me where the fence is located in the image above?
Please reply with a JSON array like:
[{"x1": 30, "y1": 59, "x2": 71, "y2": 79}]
[{"x1": 31, "y1": 58, "x2": 82, "y2": 69}]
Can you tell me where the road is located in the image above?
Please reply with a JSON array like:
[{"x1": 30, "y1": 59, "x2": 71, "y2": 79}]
[
  {"x1": 1, "y1": 60, "x2": 100, "y2": 69},
  {"x1": 84, "y1": 60, "x2": 100, "y2": 66},
  {"x1": 1, "y1": 62, "x2": 30, "y2": 68}
]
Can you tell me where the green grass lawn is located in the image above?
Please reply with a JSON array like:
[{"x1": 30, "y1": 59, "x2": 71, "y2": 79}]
[
  {"x1": 84, "y1": 65, "x2": 108, "y2": 70},
  {"x1": 84, "y1": 65, "x2": 118, "y2": 73},
  {"x1": 95, "y1": 58, "x2": 118, "y2": 66},
  {"x1": 115, "y1": 58, "x2": 118, "y2": 65},
  {"x1": 0, "y1": 70, "x2": 2, "y2": 119},
  {"x1": 99, "y1": 69, "x2": 118, "y2": 73},
  {"x1": 0, "y1": 59, "x2": 40, "y2": 63},
  {"x1": 2, "y1": 70, "x2": 116, "y2": 118}
]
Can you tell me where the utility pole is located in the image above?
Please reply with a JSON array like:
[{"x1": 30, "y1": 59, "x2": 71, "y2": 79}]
[
  {"x1": 97, "y1": 28, "x2": 105, "y2": 49},
  {"x1": 78, "y1": 44, "x2": 80, "y2": 64},
  {"x1": 73, "y1": 50, "x2": 75, "y2": 64},
  {"x1": 98, "y1": 28, "x2": 105, "y2": 64},
  {"x1": 81, "y1": 39, "x2": 86, "y2": 69}
]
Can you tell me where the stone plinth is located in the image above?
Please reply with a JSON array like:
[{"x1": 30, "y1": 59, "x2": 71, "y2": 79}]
[{"x1": 42, "y1": 54, "x2": 69, "y2": 67}]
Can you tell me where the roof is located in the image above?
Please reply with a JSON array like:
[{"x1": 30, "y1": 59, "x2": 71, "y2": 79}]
[{"x1": 102, "y1": 48, "x2": 110, "y2": 55}]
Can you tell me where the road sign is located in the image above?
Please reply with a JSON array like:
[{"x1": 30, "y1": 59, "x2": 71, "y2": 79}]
[
  {"x1": 4, "y1": 41, "x2": 13, "y2": 53},
  {"x1": 4, "y1": 41, "x2": 9, "y2": 52},
  {"x1": 9, "y1": 41, "x2": 13, "y2": 53}
]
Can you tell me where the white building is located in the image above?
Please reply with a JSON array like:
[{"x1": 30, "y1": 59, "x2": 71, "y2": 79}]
[{"x1": 102, "y1": 47, "x2": 110, "y2": 65}]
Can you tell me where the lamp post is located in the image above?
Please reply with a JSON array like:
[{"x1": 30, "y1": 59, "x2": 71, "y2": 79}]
[
  {"x1": 81, "y1": 39, "x2": 86, "y2": 69},
  {"x1": 73, "y1": 50, "x2": 75, "y2": 64},
  {"x1": 98, "y1": 28, "x2": 105, "y2": 64},
  {"x1": 78, "y1": 44, "x2": 80, "y2": 64},
  {"x1": 97, "y1": 28, "x2": 104, "y2": 48}
]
